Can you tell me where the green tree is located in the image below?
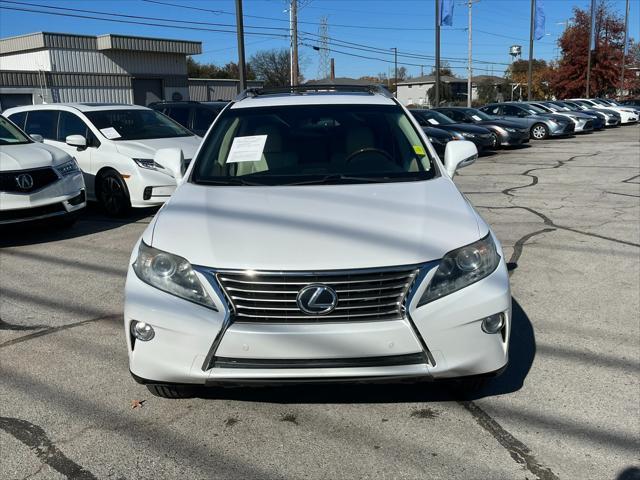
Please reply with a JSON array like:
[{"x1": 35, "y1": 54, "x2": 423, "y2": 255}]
[
  {"x1": 187, "y1": 57, "x2": 255, "y2": 80},
  {"x1": 506, "y1": 59, "x2": 552, "y2": 99}
]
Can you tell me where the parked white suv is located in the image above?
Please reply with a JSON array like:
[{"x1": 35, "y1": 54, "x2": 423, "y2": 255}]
[
  {"x1": 0, "y1": 115, "x2": 86, "y2": 226},
  {"x1": 124, "y1": 86, "x2": 511, "y2": 398},
  {"x1": 4, "y1": 103, "x2": 201, "y2": 216}
]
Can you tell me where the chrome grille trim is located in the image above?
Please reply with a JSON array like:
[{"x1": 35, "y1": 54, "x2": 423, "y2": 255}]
[{"x1": 213, "y1": 265, "x2": 420, "y2": 323}]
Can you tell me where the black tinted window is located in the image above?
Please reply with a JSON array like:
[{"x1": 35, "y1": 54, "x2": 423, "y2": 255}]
[
  {"x1": 85, "y1": 109, "x2": 193, "y2": 140},
  {"x1": 194, "y1": 107, "x2": 219, "y2": 134},
  {"x1": 8, "y1": 111, "x2": 27, "y2": 130},
  {"x1": 502, "y1": 105, "x2": 523, "y2": 116},
  {"x1": 58, "y1": 111, "x2": 88, "y2": 141},
  {"x1": 167, "y1": 107, "x2": 190, "y2": 128},
  {"x1": 25, "y1": 110, "x2": 58, "y2": 139}
]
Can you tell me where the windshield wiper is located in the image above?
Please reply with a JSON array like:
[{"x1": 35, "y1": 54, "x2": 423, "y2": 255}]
[
  {"x1": 283, "y1": 174, "x2": 423, "y2": 186},
  {"x1": 197, "y1": 177, "x2": 269, "y2": 186}
]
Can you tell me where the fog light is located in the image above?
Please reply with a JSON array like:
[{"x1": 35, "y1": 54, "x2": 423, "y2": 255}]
[
  {"x1": 481, "y1": 313, "x2": 505, "y2": 334},
  {"x1": 131, "y1": 321, "x2": 155, "y2": 341}
]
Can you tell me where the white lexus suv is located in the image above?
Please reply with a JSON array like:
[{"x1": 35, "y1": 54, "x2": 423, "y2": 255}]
[
  {"x1": 1, "y1": 115, "x2": 86, "y2": 226},
  {"x1": 124, "y1": 86, "x2": 511, "y2": 398},
  {"x1": 4, "y1": 103, "x2": 201, "y2": 216}
]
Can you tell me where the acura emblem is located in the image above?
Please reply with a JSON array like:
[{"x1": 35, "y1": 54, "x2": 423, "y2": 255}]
[
  {"x1": 296, "y1": 284, "x2": 338, "y2": 315},
  {"x1": 15, "y1": 173, "x2": 34, "y2": 191}
]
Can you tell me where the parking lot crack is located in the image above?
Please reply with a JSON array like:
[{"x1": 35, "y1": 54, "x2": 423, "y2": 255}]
[
  {"x1": 0, "y1": 314, "x2": 120, "y2": 349},
  {"x1": 477, "y1": 205, "x2": 640, "y2": 248},
  {"x1": 0, "y1": 416, "x2": 97, "y2": 480},
  {"x1": 459, "y1": 401, "x2": 559, "y2": 480}
]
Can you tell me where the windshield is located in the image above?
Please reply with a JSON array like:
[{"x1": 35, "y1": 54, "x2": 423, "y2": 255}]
[
  {"x1": 532, "y1": 103, "x2": 553, "y2": 112},
  {"x1": 191, "y1": 104, "x2": 435, "y2": 186},
  {"x1": 524, "y1": 104, "x2": 547, "y2": 114},
  {"x1": 465, "y1": 109, "x2": 492, "y2": 121},
  {"x1": 85, "y1": 109, "x2": 194, "y2": 140},
  {"x1": 413, "y1": 110, "x2": 454, "y2": 125},
  {"x1": 0, "y1": 115, "x2": 31, "y2": 145},
  {"x1": 550, "y1": 102, "x2": 571, "y2": 111}
]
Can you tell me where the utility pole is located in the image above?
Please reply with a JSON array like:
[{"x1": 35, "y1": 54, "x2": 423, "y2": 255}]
[
  {"x1": 421, "y1": 65, "x2": 424, "y2": 77},
  {"x1": 235, "y1": 0, "x2": 247, "y2": 92},
  {"x1": 291, "y1": 0, "x2": 299, "y2": 86},
  {"x1": 586, "y1": 0, "x2": 595, "y2": 97},
  {"x1": 619, "y1": 0, "x2": 629, "y2": 99},
  {"x1": 330, "y1": 58, "x2": 335, "y2": 81},
  {"x1": 435, "y1": 0, "x2": 441, "y2": 106},
  {"x1": 527, "y1": 0, "x2": 535, "y2": 100},
  {"x1": 467, "y1": 0, "x2": 474, "y2": 107},
  {"x1": 392, "y1": 47, "x2": 398, "y2": 94}
]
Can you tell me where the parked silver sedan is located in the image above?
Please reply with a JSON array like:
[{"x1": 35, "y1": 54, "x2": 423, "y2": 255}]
[{"x1": 479, "y1": 102, "x2": 575, "y2": 139}]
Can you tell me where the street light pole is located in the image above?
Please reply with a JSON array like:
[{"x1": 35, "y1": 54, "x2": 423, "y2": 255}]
[
  {"x1": 435, "y1": 0, "x2": 440, "y2": 107},
  {"x1": 235, "y1": 0, "x2": 247, "y2": 92},
  {"x1": 527, "y1": 0, "x2": 535, "y2": 100},
  {"x1": 467, "y1": 0, "x2": 473, "y2": 107},
  {"x1": 619, "y1": 0, "x2": 629, "y2": 99},
  {"x1": 392, "y1": 47, "x2": 398, "y2": 94},
  {"x1": 586, "y1": 0, "x2": 595, "y2": 97}
]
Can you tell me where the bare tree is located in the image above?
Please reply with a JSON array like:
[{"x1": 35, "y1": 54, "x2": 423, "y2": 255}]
[{"x1": 249, "y1": 49, "x2": 304, "y2": 87}]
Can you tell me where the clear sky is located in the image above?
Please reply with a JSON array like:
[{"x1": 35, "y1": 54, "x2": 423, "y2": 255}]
[{"x1": 0, "y1": 0, "x2": 638, "y2": 80}]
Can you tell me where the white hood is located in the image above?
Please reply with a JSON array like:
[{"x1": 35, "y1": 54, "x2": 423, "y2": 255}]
[
  {"x1": 150, "y1": 178, "x2": 486, "y2": 271},
  {"x1": 0, "y1": 142, "x2": 72, "y2": 172},
  {"x1": 114, "y1": 136, "x2": 201, "y2": 160}
]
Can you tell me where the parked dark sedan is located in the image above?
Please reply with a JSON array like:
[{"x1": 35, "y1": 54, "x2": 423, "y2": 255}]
[
  {"x1": 409, "y1": 109, "x2": 494, "y2": 151},
  {"x1": 150, "y1": 100, "x2": 228, "y2": 136},
  {"x1": 423, "y1": 126, "x2": 456, "y2": 157},
  {"x1": 434, "y1": 107, "x2": 530, "y2": 148}
]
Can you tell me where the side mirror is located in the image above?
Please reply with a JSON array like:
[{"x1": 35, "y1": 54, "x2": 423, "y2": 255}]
[
  {"x1": 29, "y1": 134, "x2": 44, "y2": 143},
  {"x1": 65, "y1": 134, "x2": 87, "y2": 149},
  {"x1": 154, "y1": 148, "x2": 184, "y2": 182},
  {"x1": 444, "y1": 140, "x2": 477, "y2": 177}
]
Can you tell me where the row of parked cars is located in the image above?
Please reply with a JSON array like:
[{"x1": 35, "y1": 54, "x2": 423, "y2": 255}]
[{"x1": 0, "y1": 94, "x2": 638, "y2": 227}]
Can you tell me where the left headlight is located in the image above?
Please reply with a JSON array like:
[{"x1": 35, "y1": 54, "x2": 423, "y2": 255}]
[
  {"x1": 55, "y1": 159, "x2": 80, "y2": 176},
  {"x1": 418, "y1": 234, "x2": 500, "y2": 306},
  {"x1": 461, "y1": 132, "x2": 476, "y2": 138},
  {"x1": 133, "y1": 158, "x2": 164, "y2": 170},
  {"x1": 133, "y1": 241, "x2": 217, "y2": 310}
]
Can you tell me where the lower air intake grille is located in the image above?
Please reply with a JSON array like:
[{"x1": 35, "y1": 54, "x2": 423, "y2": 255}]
[{"x1": 216, "y1": 266, "x2": 420, "y2": 323}]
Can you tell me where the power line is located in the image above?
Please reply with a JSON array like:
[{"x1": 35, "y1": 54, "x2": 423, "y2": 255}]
[
  {"x1": 0, "y1": 4, "x2": 290, "y2": 39},
  {"x1": 141, "y1": 0, "x2": 454, "y2": 32}
]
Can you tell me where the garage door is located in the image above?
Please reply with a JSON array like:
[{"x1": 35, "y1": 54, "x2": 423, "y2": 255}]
[
  {"x1": 0, "y1": 93, "x2": 33, "y2": 112},
  {"x1": 132, "y1": 78, "x2": 163, "y2": 106}
]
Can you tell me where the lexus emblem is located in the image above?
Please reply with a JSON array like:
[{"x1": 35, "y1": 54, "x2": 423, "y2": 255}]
[
  {"x1": 296, "y1": 284, "x2": 338, "y2": 315},
  {"x1": 15, "y1": 173, "x2": 34, "y2": 191}
]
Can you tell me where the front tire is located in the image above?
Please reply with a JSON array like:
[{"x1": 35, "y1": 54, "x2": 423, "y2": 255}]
[
  {"x1": 489, "y1": 132, "x2": 499, "y2": 149},
  {"x1": 146, "y1": 384, "x2": 196, "y2": 399},
  {"x1": 530, "y1": 123, "x2": 549, "y2": 140},
  {"x1": 97, "y1": 170, "x2": 131, "y2": 217}
]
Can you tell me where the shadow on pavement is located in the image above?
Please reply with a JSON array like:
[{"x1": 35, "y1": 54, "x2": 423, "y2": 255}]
[
  {"x1": 196, "y1": 297, "x2": 536, "y2": 404},
  {"x1": 0, "y1": 203, "x2": 158, "y2": 248}
]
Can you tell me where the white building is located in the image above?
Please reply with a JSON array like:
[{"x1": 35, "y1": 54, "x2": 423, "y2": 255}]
[
  {"x1": 0, "y1": 32, "x2": 201, "y2": 109},
  {"x1": 396, "y1": 74, "x2": 505, "y2": 107}
]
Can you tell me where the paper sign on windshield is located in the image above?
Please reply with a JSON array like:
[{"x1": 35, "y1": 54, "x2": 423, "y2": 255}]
[
  {"x1": 471, "y1": 115, "x2": 482, "y2": 121},
  {"x1": 427, "y1": 119, "x2": 439, "y2": 125},
  {"x1": 100, "y1": 127, "x2": 121, "y2": 139},
  {"x1": 227, "y1": 135, "x2": 268, "y2": 163}
]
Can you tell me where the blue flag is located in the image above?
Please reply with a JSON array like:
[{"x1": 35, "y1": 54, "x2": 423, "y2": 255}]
[
  {"x1": 534, "y1": 0, "x2": 546, "y2": 40},
  {"x1": 440, "y1": 0, "x2": 454, "y2": 26}
]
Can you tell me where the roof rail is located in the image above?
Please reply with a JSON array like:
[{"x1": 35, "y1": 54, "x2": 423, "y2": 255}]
[{"x1": 235, "y1": 84, "x2": 393, "y2": 101}]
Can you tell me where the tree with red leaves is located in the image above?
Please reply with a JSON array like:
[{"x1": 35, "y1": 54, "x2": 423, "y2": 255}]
[{"x1": 550, "y1": 1, "x2": 630, "y2": 98}]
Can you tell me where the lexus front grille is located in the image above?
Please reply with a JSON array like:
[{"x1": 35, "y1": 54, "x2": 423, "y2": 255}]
[{"x1": 215, "y1": 266, "x2": 420, "y2": 323}]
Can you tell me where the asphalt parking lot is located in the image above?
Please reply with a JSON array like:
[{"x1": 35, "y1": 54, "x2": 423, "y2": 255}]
[{"x1": 1, "y1": 126, "x2": 639, "y2": 480}]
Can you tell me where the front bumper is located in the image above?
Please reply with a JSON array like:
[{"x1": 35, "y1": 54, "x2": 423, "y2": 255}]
[
  {"x1": 499, "y1": 130, "x2": 530, "y2": 146},
  {"x1": 122, "y1": 166, "x2": 177, "y2": 209},
  {"x1": 125, "y1": 251, "x2": 511, "y2": 385},
  {"x1": 0, "y1": 172, "x2": 86, "y2": 225},
  {"x1": 468, "y1": 134, "x2": 494, "y2": 151},
  {"x1": 549, "y1": 122, "x2": 575, "y2": 136}
]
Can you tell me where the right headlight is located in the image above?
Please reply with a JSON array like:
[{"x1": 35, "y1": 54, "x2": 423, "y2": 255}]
[
  {"x1": 133, "y1": 241, "x2": 217, "y2": 310},
  {"x1": 418, "y1": 234, "x2": 500, "y2": 306},
  {"x1": 504, "y1": 127, "x2": 516, "y2": 133}
]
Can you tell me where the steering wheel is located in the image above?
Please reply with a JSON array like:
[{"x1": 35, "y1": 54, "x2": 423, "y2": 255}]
[{"x1": 345, "y1": 147, "x2": 394, "y2": 163}]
